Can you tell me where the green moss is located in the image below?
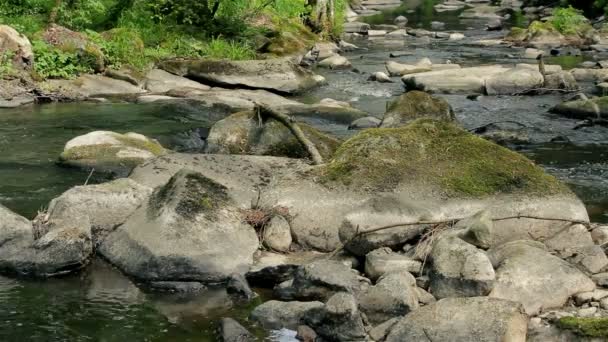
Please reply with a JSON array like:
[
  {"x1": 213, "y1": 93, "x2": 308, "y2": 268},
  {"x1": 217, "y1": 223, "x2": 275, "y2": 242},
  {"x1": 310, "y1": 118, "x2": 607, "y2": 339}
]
[
  {"x1": 384, "y1": 91, "x2": 454, "y2": 126},
  {"x1": 262, "y1": 18, "x2": 317, "y2": 56},
  {"x1": 528, "y1": 20, "x2": 558, "y2": 35},
  {"x1": 557, "y1": 317, "x2": 608, "y2": 338},
  {"x1": 114, "y1": 134, "x2": 165, "y2": 156},
  {"x1": 320, "y1": 119, "x2": 570, "y2": 197},
  {"x1": 505, "y1": 27, "x2": 528, "y2": 41}
]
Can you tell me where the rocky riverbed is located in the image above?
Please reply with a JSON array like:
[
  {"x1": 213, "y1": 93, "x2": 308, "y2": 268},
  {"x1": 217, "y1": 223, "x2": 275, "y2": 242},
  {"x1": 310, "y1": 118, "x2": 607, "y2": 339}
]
[{"x1": 3, "y1": 0, "x2": 608, "y2": 341}]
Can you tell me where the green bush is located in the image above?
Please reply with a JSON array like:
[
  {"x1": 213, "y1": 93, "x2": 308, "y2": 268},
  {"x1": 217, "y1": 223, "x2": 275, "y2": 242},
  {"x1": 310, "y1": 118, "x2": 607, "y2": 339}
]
[
  {"x1": 202, "y1": 37, "x2": 255, "y2": 60},
  {"x1": 32, "y1": 40, "x2": 91, "y2": 79},
  {"x1": 551, "y1": 6, "x2": 590, "y2": 35}
]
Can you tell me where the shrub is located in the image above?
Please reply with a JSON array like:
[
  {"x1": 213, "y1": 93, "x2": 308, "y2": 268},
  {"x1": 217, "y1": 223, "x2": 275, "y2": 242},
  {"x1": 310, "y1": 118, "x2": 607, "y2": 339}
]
[
  {"x1": 551, "y1": 6, "x2": 590, "y2": 35},
  {"x1": 32, "y1": 40, "x2": 91, "y2": 79}
]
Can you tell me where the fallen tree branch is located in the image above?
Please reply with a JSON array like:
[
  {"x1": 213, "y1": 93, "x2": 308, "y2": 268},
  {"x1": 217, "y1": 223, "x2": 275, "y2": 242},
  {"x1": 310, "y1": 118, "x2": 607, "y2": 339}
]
[
  {"x1": 327, "y1": 214, "x2": 590, "y2": 259},
  {"x1": 511, "y1": 87, "x2": 581, "y2": 96},
  {"x1": 573, "y1": 118, "x2": 608, "y2": 130},
  {"x1": 254, "y1": 103, "x2": 324, "y2": 165}
]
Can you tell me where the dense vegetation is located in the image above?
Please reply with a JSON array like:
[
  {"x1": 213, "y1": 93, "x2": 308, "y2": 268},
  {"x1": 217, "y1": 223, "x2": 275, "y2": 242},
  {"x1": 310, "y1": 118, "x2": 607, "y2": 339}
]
[{"x1": 0, "y1": 0, "x2": 346, "y2": 79}]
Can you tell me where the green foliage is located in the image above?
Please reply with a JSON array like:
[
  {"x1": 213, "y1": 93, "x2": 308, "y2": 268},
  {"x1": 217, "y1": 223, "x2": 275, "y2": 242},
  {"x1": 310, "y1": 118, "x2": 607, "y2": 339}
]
[
  {"x1": 31, "y1": 40, "x2": 91, "y2": 79},
  {"x1": 551, "y1": 6, "x2": 589, "y2": 35},
  {"x1": 202, "y1": 37, "x2": 255, "y2": 60},
  {"x1": 557, "y1": 317, "x2": 608, "y2": 338},
  {"x1": 0, "y1": 53, "x2": 16, "y2": 77},
  {"x1": 86, "y1": 28, "x2": 147, "y2": 69}
]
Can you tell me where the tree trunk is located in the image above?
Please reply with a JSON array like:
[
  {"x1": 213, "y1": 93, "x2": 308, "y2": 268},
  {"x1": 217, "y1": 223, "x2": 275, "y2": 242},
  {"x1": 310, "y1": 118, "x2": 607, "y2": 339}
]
[
  {"x1": 307, "y1": 0, "x2": 335, "y2": 36},
  {"x1": 49, "y1": 0, "x2": 62, "y2": 24}
]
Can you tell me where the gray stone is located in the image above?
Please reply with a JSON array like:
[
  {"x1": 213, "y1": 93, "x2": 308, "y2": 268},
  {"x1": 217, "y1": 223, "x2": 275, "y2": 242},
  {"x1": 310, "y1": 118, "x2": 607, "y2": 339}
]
[
  {"x1": 429, "y1": 233, "x2": 495, "y2": 299},
  {"x1": 296, "y1": 325, "x2": 317, "y2": 342},
  {"x1": 592, "y1": 273, "x2": 608, "y2": 287},
  {"x1": 318, "y1": 55, "x2": 352, "y2": 69},
  {"x1": 159, "y1": 58, "x2": 323, "y2": 95},
  {"x1": 263, "y1": 216, "x2": 292, "y2": 252},
  {"x1": 567, "y1": 245, "x2": 608, "y2": 274},
  {"x1": 218, "y1": 318, "x2": 255, "y2": 342},
  {"x1": 457, "y1": 210, "x2": 494, "y2": 249},
  {"x1": 415, "y1": 287, "x2": 436, "y2": 305},
  {"x1": 227, "y1": 273, "x2": 256, "y2": 301},
  {"x1": 485, "y1": 67, "x2": 544, "y2": 95},
  {"x1": 246, "y1": 251, "x2": 323, "y2": 287},
  {"x1": 402, "y1": 65, "x2": 508, "y2": 94},
  {"x1": 369, "y1": 318, "x2": 399, "y2": 342},
  {"x1": 385, "y1": 297, "x2": 527, "y2": 342},
  {"x1": 99, "y1": 169, "x2": 259, "y2": 283},
  {"x1": 0, "y1": 25, "x2": 33, "y2": 66},
  {"x1": 348, "y1": 116, "x2": 381, "y2": 130},
  {"x1": 369, "y1": 71, "x2": 393, "y2": 83},
  {"x1": 304, "y1": 292, "x2": 368, "y2": 341},
  {"x1": 577, "y1": 307, "x2": 598, "y2": 317},
  {"x1": 250, "y1": 300, "x2": 323, "y2": 330},
  {"x1": 488, "y1": 240, "x2": 595, "y2": 315},
  {"x1": 394, "y1": 16, "x2": 408, "y2": 27},
  {"x1": 364, "y1": 247, "x2": 422, "y2": 280},
  {"x1": 344, "y1": 22, "x2": 370, "y2": 34},
  {"x1": 574, "y1": 289, "x2": 608, "y2": 306},
  {"x1": 289, "y1": 260, "x2": 368, "y2": 301},
  {"x1": 591, "y1": 226, "x2": 608, "y2": 246},
  {"x1": 43, "y1": 74, "x2": 146, "y2": 98},
  {"x1": 144, "y1": 69, "x2": 210, "y2": 93},
  {"x1": 358, "y1": 271, "x2": 419, "y2": 324}
]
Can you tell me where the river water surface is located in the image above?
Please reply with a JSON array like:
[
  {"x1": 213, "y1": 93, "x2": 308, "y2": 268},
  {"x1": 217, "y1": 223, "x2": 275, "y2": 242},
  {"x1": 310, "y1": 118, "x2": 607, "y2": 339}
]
[{"x1": 1, "y1": 1, "x2": 608, "y2": 340}]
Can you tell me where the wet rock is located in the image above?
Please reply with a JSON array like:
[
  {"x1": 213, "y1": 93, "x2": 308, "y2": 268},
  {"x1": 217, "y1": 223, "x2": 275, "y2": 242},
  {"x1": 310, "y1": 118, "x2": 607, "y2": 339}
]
[
  {"x1": 263, "y1": 216, "x2": 292, "y2": 252},
  {"x1": 367, "y1": 30, "x2": 387, "y2": 37},
  {"x1": 288, "y1": 260, "x2": 368, "y2": 301},
  {"x1": 385, "y1": 59, "x2": 432, "y2": 76},
  {"x1": 368, "y1": 71, "x2": 392, "y2": 83},
  {"x1": 318, "y1": 55, "x2": 352, "y2": 69},
  {"x1": 304, "y1": 292, "x2": 368, "y2": 341},
  {"x1": 385, "y1": 297, "x2": 527, "y2": 342},
  {"x1": 457, "y1": 210, "x2": 494, "y2": 249},
  {"x1": 148, "y1": 281, "x2": 206, "y2": 293},
  {"x1": 46, "y1": 179, "x2": 152, "y2": 243},
  {"x1": 544, "y1": 72, "x2": 579, "y2": 91},
  {"x1": 431, "y1": 21, "x2": 445, "y2": 30},
  {"x1": 570, "y1": 68, "x2": 608, "y2": 82},
  {"x1": 136, "y1": 95, "x2": 178, "y2": 104},
  {"x1": 0, "y1": 25, "x2": 33, "y2": 67},
  {"x1": 43, "y1": 74, "x2": 146, "y2": 98},
  {"x1": 459, "y1": 5, "x2": 503, "y2": 20},
  {"x1": 551, "y1": 96, "x2": 608, "y2": 119},
  {"x1": 402, "y1": 65, "x2": 509, "y2": 94},
  {"x1": 429, "y1": 233, "x2": 496, "y2": 299},
  {"x1": 449, "y1": 33, "x2": 465, "y2": 40},
  {"x1": 488, "y1": 240, "x2": 595, "y2": 315},
  {"x1": 313, "y1": 42, "x2": 340, "y2": 60},
  {"x1": 486, "y1": 19, "x2": 503, "y2": 31},
  {"x1": 358, "y1": 271, "x2": 419, "y2": 324},
  {"x1": 205, "y1": 111, "x2": 340, "y2": 160},
  {"x1": 506, "y1": 21, "x2": 567, "y2": 49},
  {"x1": 296, "y1": 325, "x2": 317, "y2": 342},
  {"x1": 394, "y1": 15, "x2": 408, "y2": 27},
  {"x1": 218, "y1": 318, "x2": 255, "y2": 342},
  {"x1": 250, "y1": 300, "x2": 323, "y2": 330},
  {"x1": 379, "y1": 91, "x2": 455, "y2": 128},
  {"x1": 348, "y1": 116, "x2": 381, "y2": 130},
  {"x1": 99, "y1": 169, "x2": 259, "y2": 283},
  {"x1": 338, "y1": 40, "x2": 358, "y2": 51},
  {"x1": 0, "y1": 204, "x2": 92, "y2": 277},
  {"x1": 159, "y1": 58, "x2": 323, "y2": 95},
  {"x1": 227, "y1": 273, "x2": 256, "y2": 301},
  {"x1": 59, "y1": 131, "x2": 166, "y2": 175},
  {"x1": 144, "y1": 69, "x2": 210, "y2": 93},
  {"x1": 523, "y1": 48, "x2": 544, "y2": 59},
  {"x1": 485, "y1": 66, "x2": 544, "y2": 95},
  {"x1": 246, "y1": 251, "x2": 322, "y2": 287},
  {"x1": 344, "y1": 22, "x2": 370, "y2": 34},
  {"x1": 364, "y1": 247, "x2": 422, "y2": 280}
]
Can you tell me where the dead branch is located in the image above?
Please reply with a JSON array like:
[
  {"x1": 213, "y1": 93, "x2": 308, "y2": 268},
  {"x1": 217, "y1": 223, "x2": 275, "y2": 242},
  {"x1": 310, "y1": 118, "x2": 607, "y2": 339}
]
[
  {"x1": 573, "y1": 118, "x2": 608, "y2": 130},
  {"x1": 327, "y1": 214, "x2": 590, "y2": 259},
  {"x1": 254, "y1": 103, "x2": 324, "y2": 165}
]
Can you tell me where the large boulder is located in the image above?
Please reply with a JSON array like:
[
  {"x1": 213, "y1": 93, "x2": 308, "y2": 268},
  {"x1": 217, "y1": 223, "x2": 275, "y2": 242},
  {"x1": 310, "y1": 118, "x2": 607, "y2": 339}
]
[
  {"x1": 385, "y1": 297, "x2": 528, "y2": 342},
  {"x1": 41, "y1": 24, "x2": 105, "y2": 72},
  {"x1": 379, "y1": 91, "x2": 455, "y2": 128},
  {"x1": 205, "y1": 111, "x2": 340, "y2": 160},
  {"x1": 144, "y1": 69, "x2": 210, "y2": 93},
  {"x1": 488, "y1": 240, "x2": 596, "y2": 315},
  {"x1": 59, "y1": 131, "x2": 166, "y2": 175},
  {"x1": 46, "y1": 179, "x2": 152, "y2": 242},
  {"x1": 551, "y1": 96, "x2": 608, "y2": 119},
  {"x1": 364, "y1": 247, "x2": 422, "y2": 280},
  {"x1": 485, "y1": 66, "x2": 544, "y2": 95},
  {"x1": 0, "y1": 204, "x2": 92, "y2": 277},
  {"x1": 428, "y1": 233, "x2": 496, "y2": 299},
  {"x1": 402, "y1": 66, "x2": 509, "y2": 94},
  {"x1": 358, "y1": 271, "x2": 419, "y2": 324},
  {"x1": 159, "y1": 58, "x2": 324, "y2": 94},
  {"x1": 250, "y1": 300, "x2": 324, "y2": 330},
  {"x1": 99, "y1": 169, "x2": 260, "y2": 283},
  {"x1": 0, "y1": 25, "x2": 33, "y2": 67},
  {"x1": 43, "y1": 74, "x2": 146, "y2": 98}
]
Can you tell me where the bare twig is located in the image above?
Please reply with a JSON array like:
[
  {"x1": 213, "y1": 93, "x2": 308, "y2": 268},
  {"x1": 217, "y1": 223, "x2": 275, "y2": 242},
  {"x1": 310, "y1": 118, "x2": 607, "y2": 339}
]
[
  {"x1": 84, "y1": 168, "x2": 95, "y2": 186},
  {"x1": 254, "y1": 103, "x2": 324, "y2": 165}
]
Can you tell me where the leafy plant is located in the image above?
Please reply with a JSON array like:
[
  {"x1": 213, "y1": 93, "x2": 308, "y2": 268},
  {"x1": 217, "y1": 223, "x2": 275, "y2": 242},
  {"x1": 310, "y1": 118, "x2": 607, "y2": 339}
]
[
  {"x1": 202, "y1": 37, "x2": 255, "y2": 60},
  {"x1": 0, "y1": 52, "x2": 16, "y2": 77},
  {"x1": 551, "y1": 6, "x2": 589, "y2": 35},
  {"x1": 32, "y1": 40, "x2": 91, "y2": 79}
]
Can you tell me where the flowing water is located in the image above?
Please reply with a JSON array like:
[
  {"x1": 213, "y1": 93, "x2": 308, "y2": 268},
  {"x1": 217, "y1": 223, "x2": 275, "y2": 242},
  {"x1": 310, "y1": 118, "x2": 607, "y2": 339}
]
[{"x1": 1, "y1": 1, "x2": 608, "y2": 340}]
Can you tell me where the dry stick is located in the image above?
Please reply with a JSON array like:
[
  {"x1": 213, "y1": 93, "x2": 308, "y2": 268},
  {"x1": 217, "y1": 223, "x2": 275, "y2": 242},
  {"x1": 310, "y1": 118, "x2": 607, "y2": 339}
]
[
  {"x1": 327, "y1": 214, "x2": 590, "y2": 259},
  {"x1": 254, "y1": 103, "x2": 324, "y2": 165},
  {"x1": 84, "y1": 168, "x2": 95, "y2": 186}
]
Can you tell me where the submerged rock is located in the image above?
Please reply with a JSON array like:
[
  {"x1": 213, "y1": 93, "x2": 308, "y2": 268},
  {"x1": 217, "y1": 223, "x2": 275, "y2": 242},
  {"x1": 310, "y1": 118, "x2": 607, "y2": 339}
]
[
  {"x1": 218, "y1": 318, "x2": 255, "y2": 342},
  {"x1": 99, "y1": 169, "x2": 259, "y2": 283},
  {"x1": 402, "y1": 65, "x2": 509, "y2": 94},
  {"x1": 318, "y1": 55, "x2": 352, "y2": 69},
  {"x1": 485, "y1": 67, "x2": 544, "y2": 95},
  {"x1": 250, "y1": 300, "x2": 323, "y2": 330},
  {"x1": 205, "y1": 111, "x2": 340, "y2": 160},
  {"x1": 59, "y1": 131, "x2": 166, "y2": 175},
  {"x1": 551, "y1": 96, "x2": 608, "y2": 119},
  {"x1": 385, "y1": 297, "x2": 528, "y2": 342},
  {"x1": 379, "y1": 91, "x2": 455, "y2": 127},
  {"x1": 159, "y1": 57, "x2": 323, "y2": 94}
]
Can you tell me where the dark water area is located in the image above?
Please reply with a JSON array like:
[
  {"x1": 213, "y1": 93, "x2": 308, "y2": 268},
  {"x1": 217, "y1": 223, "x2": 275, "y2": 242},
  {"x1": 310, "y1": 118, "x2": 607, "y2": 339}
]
[{"x1": 1, "y1": 0, "x2": 608, "y2": 340}]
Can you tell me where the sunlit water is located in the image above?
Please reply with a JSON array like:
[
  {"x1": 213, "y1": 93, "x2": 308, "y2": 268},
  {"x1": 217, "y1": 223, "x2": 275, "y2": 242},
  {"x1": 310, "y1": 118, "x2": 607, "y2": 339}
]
[{"x1": 1, "y1": 0, "x2": 608, "y2": 340}]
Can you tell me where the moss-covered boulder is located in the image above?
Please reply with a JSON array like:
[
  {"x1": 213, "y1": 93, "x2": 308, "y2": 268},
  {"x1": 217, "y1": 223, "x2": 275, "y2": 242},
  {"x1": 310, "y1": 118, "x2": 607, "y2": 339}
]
[
  {"x1": 59, "y1": 131, "x2": 166, "y2": 175},
  {"x1": 206, "y1": 111, "x2": 340, "y2": 160},
  {"x1": 41, "y1": 24, "x2": 105, "y2": 72},
  {"x1": 260, "y1": 19, "x2": 318, "y2": 57},
  {"x1": 0, "y1": 25, "x2": 33, "y2": 68},
  {"x1": 551, "y1": 96, "x2": 608, "y2": 119},
  {"x1": 322, "y1": 119, "x2": 567, "y2": 196},
  {"x1": 99, "y1": 169, "x2": 259, "y2": 283},
  {"x1": 158, "y1": 57, "x2": 324, "y2": 95},
  {"x1": 506, "y1": 19, "x2": 596, "y2": 48},
  {"x1": 379, "y1": 91, "x2": 455, "y2": 128}
]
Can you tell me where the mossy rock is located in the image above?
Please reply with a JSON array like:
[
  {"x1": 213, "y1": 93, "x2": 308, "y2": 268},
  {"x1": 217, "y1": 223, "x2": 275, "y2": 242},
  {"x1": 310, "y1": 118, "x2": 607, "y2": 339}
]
[
  {"x1": 380, "y1": 91, "x2": 455, "y2": 128},
  {"x1": 557, "y1": 317, "x2": 608, "y2": 338},
  {"x1": 320, "y1": 119, "x2": 570, "y2": 197},
  {"x1": 41, "y1": 24, "x2": 105, "y2": 72},
  {"x1": 59, "y1": 131, "x2": 166, "y2": 174},
  {"x1": 505, "y1": 27, "x2": 528, "y2": 42},
  {"x1": 551, "y1": 96, "x2": 608, "y2": 119},
  {"x1": 206, "y1": 111, "x2": 340, "y2": 160},
  {"x1": 261, "y1": 19, "x2": 318, "y2": 56}
]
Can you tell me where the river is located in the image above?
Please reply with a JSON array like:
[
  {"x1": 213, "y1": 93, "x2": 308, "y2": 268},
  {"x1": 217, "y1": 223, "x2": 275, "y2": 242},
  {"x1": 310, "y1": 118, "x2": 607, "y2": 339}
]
[{"x1": 0, "y1": 0, "x2": 607, "y2": 340}]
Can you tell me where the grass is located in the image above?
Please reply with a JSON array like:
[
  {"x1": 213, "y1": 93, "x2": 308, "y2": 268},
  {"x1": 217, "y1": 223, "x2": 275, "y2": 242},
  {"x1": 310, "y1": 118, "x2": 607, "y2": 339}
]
[
  {"x1": 320, "y1": 119, "x2": 570, "y2": 197},
  {"x1": 557, "y1": 317, "x2": 608, "y2": 338}
]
